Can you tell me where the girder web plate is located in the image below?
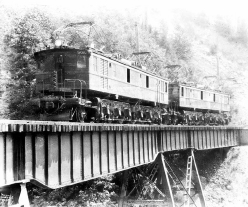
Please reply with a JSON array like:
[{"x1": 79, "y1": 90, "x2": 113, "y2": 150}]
[{"x1": 0, "y1": 120, "x2": 242, "y2": 189}]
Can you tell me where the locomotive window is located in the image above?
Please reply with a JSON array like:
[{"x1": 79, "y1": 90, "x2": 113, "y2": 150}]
[
  {"x1": 113, "y1": 64, "x2": 116, "y2": 77},
  {"x1": 181, "y1": 87, "x2": 184, "y2": 97},
  {"x1": 57, "y1": 55, "x2": 64, "y2": 63},
  {"x1": 77, "y1": 54, "x2": 86, "y2": 69},
  {"x1": 201, "y1": 91, "x2": 203, "y2": 100},
  {"x1": 226, "y1": 97, "x2": 229, "y2": 104},
  {"x1": 165, "y1": 83, "x2": 167, "y2": 92},
  {"x1": 93, "y1": 56, "x2": 97, "y2": 72},
  {"x1": 127, "y1": 68, "x2": 130, "y2": 83},
  {"x1": 146, "y1": 76, "x2": 149, "y2": 88},
  {"x1": 39, "y1": 54, "x2": 54, "y2": 71},
  {"x1": 213, "y1": 94, "x2": 216, "y2": 102}
]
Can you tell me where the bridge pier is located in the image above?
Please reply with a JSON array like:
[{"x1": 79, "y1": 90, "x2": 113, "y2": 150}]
[
  {"x1": 18, "y1": 182, "x2": 30, "y2": 207},
  {"x1": 0, "y1": 181, "x2": 30, "y2": 207}
]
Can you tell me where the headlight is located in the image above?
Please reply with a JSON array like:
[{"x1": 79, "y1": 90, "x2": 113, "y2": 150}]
[{"x1": 55, "y1": 39, "x2": 62, "y2": 47}]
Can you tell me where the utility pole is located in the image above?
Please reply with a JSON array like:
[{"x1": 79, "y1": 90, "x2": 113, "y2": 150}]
[
  {"x1": 216, "y1": 55, "x2": 220, "y2": 81},
  {"x1": 135, "y1": 22, "x2": 141, "y2": 64},
  {"x1": 135, "y1": 22, "x2": 139, "y2": 53}
]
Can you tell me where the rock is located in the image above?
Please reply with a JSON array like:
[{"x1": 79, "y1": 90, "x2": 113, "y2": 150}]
[{"x1": 174, "y1": 190, "x2": 184, "y2": 203}]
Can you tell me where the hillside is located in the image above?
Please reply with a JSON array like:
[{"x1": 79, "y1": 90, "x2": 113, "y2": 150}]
[{"x1": 205, "y1": 146, "x2": 248, "y2": 206}]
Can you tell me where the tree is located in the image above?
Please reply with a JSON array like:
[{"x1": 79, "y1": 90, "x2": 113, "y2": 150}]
[
  {"x1": 4, "y1": 8, "x2": 54, "y2": 119},
  {"x1": 171, "y1": 29, "x2": 192, "y2": 61},
  {"x1": 235, "y1": 20, "x2": 248, "y2": 46},
  {"x1": 214, "y1": 17, "x2": 232, "y2": 38}
]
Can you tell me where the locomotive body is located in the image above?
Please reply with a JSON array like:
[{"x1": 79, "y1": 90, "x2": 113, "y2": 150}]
[
  {"x1": 34, "y1": 47, "x2": 169, "y2": 123},
  {"x1": 169, "y1": 83, "x2": 230, "y2": 112},
  {"x1": 34, "y1": 45, "x2": 231, "y2": 125},
  {"x1": 169, "y1": 83, "x2": 230, "y2": 125}
]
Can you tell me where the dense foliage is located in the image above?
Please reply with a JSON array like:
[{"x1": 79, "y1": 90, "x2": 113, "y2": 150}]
[
  {"x1": 3, "y1": 8, "x2": 55, "y2": 119},
  {"x1": 29, "y1": 176, "x2": 119, "y2": 206}
]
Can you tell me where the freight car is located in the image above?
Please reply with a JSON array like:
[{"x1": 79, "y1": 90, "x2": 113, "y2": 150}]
[
  {"x1": 34, "y1": 41, "x2": 169, "y2": 124},
  {"x1": 34, "y1": 41, "x2": 230, "y2": 125}
]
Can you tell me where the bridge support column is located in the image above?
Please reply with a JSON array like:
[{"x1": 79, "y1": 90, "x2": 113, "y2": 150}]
[
  {"x1": 7, "y1": 181, "x2": 30, "y2": 207},
  {"x1": 18, "y1": 182, "x2": 30, "y2": 207},
  {"x1": 159, "y1": 153, "x2": 175, "y2": 207},
  {"x1": 118, "y1": 170, "x2": 129, "y2": 207}
]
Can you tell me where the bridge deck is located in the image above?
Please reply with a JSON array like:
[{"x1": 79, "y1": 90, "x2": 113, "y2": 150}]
[{"x1": 0, "y1": 120, "x2": 241, "y2": 189}]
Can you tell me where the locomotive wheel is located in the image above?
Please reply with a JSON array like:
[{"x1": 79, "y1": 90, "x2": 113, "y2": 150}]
[{"x1": 76, "y1": 107, "x2": 86, "y2": 123}]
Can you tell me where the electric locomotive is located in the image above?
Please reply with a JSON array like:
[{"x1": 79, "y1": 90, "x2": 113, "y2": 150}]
[
  {"x1": 168, "y1": 82, "x2": 231, "y2": 125},
  {"x1": 34, "y1": 40, "x2": 231, "y2": 125},
  {"x1": 34, "y1": 40, "x2": 170, "y2": 123}
]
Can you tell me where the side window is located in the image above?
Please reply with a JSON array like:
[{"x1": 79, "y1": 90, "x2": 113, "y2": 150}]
[
  {"x1": 146, "y1": 76, "x2": 149, "y2": 88},
  {"x1": 201, "y1": 91, "x2": 203, "y2": 100},
  {"x1": 165, "y1": 82, "x2": 167, "y2": 92},
  {"x1": 93, "y1": 56, "x2": 97, "y2": 72},
  {"x1": 181, "y1": 87, "x2": 184, "y2": 97},
  {"x1": 127, "y1": 68, "x2": 130, "y2": 83},
  {"x1": 39, "y1": 54, "x2": 54, "y2": 71},
  {"x1": 113, "y1": 64, "x2": 116, "y2": 77},
  {"x1": 213, "y1": 94, "x2": 216, "y2": 102}
]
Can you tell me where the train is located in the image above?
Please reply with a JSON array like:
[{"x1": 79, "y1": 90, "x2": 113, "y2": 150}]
[{"x1": 33, "y1": 40, "x2": 231, "y2": 125}]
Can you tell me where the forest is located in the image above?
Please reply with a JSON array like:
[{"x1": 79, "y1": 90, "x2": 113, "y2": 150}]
[{"x1": 1, "y1": 4, "x2": 248, "y2": 123}]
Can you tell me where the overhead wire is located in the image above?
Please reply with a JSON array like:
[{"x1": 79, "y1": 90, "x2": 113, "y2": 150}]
[
  {"x1": 97, "y1": 24, "x2": 110, "y2": 42},
  {"x1": 95, "y1": 24, "x2": 119, "y2": 50},
  {"x1": 92, "y1": 26, "x2": 106, "y2": 45}
]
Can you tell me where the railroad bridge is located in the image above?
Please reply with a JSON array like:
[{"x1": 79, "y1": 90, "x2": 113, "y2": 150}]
[{"x1": 0, "y1": 120, "x2": 246, "y2": 207}]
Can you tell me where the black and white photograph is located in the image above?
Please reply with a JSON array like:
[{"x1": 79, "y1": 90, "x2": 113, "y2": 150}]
[{"x1": 0, "y1": 0, "x2": 248, "y2": 206}]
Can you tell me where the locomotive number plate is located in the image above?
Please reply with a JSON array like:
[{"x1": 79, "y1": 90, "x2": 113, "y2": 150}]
[{"x1": 78, "y1": 51, "x2": 88, "y2": 55}]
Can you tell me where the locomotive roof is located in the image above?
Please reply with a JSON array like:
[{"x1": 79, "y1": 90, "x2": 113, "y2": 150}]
[{"x1": 34, "y1": 47, "x2": 169, "y2": 82}]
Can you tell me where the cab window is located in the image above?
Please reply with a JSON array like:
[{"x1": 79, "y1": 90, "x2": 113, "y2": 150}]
[{"x1": 77, "y1": 54, "x2": 86, "y2": 68}]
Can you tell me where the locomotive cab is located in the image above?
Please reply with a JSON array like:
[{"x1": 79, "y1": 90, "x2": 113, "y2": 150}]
[
  {"x1": 35, "y1": 48, "x2": 90, "y2": 93},
  {"x1": 34, "y1": 48, "x2": 94, "y2": 122}
]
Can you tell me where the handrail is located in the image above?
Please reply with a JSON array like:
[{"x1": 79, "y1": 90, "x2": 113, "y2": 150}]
[{"x1": 64, "y1": 79, "x2": 87, "y2": 103}]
